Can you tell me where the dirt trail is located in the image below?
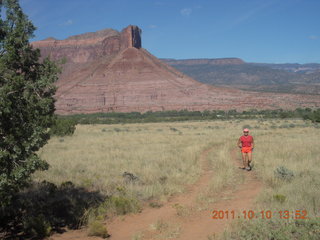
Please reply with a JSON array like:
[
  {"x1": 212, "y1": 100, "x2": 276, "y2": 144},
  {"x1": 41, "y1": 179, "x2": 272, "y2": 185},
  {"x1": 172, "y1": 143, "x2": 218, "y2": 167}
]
[
  {"x1": 51, "y1": 145, "x2": 263, "y2": 240},
  {"x1": 173, "y1": 149, "x2": 262, "y2": 240}
]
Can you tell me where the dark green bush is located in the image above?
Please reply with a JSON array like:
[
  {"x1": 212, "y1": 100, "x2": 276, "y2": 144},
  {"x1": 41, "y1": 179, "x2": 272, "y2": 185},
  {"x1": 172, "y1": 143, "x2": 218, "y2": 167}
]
[
  {"x1": 0, "y1": 181, "x2": 105, "y2": 239},
  {"x1": 50, "y1": 118, "x2": 76, "y2": 136},
  {"x1": 48, "y1": 108, "x2": 320, "y2": 125},
  {"x1": 23, "y1": 215, "x2": 51, "y2": 239}
]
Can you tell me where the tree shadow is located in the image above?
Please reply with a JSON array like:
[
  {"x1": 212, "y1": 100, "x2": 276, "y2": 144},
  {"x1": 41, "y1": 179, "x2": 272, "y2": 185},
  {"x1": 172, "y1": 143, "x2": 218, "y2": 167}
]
[{"x1": 0, "y1": 181, "x2": 106, "y2": 239}]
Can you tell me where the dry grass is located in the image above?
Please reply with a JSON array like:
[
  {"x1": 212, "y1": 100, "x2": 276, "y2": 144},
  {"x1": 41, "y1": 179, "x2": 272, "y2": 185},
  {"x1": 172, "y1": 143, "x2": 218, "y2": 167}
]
[
  {"x1": 35, "y1": 121, "x2": 238, "y2": 201},
  {"x1": 35, "y1": 119, "x2": 319, "y2": 217},
  {"x1": 219, "y1": 120, "x2": 320, "y2": 240},
  {"x1": 149, "y1": 219, "x2": 181, "y2": 239},
  {"x1": 196, "y1": 140, "x2": 245, "y2": 209},
  {"x1": 253, "y1": 126, "x2": 320, "y2": 218}
]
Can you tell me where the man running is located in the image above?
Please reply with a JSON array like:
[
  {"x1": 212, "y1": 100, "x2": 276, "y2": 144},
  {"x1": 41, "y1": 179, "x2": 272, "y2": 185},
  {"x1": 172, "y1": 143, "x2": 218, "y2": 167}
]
[{"x1": 237, "y1": 128, "x2": 254, "y2": 171}]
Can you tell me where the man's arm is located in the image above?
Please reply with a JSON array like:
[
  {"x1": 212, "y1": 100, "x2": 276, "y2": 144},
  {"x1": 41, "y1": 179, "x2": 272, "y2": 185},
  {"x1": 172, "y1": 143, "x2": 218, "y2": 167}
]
[{"x1": 251, "y1": 137, "x2": 254, "y2": 149}]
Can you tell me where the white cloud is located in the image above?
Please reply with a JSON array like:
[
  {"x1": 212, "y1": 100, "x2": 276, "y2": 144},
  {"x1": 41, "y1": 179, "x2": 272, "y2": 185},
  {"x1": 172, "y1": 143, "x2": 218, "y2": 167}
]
[
  {"x1": 308, "y1": 35, "x2": 319, "y2": 40},
  {"x1": 149, "y1": 24, "x2": 157, "y2": 29},
  {"x1": 231, "y1": 2, "x2": 274, "y2": 28},
  {"x1": 62, "y1": 19, "x2": 73, "y2": 26},
  {"x1": 180, "y1": 8, "x2": 192, "y2": 16}
]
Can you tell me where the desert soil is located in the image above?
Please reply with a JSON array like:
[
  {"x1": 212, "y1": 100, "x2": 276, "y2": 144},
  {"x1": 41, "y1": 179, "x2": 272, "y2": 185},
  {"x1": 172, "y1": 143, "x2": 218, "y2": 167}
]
[{"x1": 50, "y1": 145, "x2": 263, "y2": 240}]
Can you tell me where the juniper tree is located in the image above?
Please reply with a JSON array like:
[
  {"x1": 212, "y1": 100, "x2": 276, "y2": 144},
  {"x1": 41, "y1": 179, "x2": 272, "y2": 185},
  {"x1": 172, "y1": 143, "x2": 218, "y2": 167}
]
[{"x1": 0, "y1": 0, "x2": 59, "y2": 205}]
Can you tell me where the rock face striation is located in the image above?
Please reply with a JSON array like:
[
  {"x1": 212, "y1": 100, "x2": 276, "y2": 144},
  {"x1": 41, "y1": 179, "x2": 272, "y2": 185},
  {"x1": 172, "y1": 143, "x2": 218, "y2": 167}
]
[
  {"x1": 32, "y1": 25, "x2": 320, "y2": 114},
  {"x1": 34, "y1": 26, "x2": 141, "y2": 64}
]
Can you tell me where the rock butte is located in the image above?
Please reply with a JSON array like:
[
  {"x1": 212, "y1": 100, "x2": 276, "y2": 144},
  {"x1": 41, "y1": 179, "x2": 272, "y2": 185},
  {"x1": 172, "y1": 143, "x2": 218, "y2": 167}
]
[{"x1": 32, "y1": 25, "x2": 320, "y2": 114}]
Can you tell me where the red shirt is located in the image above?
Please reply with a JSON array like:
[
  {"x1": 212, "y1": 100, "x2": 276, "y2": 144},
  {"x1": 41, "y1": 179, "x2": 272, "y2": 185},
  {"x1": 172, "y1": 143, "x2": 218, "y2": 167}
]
[{"x1": 239, "y1": 135, "x2": 253, "y2": 147}]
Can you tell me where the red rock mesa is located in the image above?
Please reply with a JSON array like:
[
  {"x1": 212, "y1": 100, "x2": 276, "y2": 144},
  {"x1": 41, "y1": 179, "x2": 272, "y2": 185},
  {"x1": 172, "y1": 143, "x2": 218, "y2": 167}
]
[{"x1": 32, "y1": 25, "x2": 320, "y2": 114}]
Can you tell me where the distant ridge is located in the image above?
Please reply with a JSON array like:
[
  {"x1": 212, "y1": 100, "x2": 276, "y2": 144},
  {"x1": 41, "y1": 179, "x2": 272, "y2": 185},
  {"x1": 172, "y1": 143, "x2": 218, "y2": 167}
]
[
  {"x1": 163, "y1": 58, "x2": 245, "y2": 66},
  {"x1": 163, "y1": 58, "x2": 320, "y2": 95}
]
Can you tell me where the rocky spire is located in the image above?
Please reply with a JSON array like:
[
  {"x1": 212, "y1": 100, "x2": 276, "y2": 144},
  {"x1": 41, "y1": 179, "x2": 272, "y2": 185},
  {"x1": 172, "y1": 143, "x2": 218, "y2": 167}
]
[{"x1": 120, "y1": 25, "x2": 142, "y2": 49}]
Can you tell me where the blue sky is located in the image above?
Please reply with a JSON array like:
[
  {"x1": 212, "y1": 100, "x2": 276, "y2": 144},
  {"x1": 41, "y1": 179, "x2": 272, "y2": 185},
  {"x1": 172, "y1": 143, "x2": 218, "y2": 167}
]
[{"x1": 20, "y1": 0, "x2": 320, "y2": 63}]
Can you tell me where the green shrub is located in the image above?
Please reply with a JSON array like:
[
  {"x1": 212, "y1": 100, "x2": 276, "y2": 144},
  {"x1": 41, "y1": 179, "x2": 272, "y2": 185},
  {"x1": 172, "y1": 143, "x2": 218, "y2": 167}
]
[
  {"x1": 83, "y1": 193, "x2": 141, "y2": 229},
  {"x1": 106, "y1": 195, "x2": 141, "y2": 215},
  {"x1": 23, "y1": 215, "x2": 51, "y2": 239},
  {"x1": 273, "y1": 194, "x2": 286, "y2": 203},
  {"x1": 88, "y1": 220, "x2": 110, "y2": 238},
  {"x1": 50, "y1": 118, "x2": 76, "y2": 136},
  {"x1": 0, "y1": 181, "x2": 105, "y2": 238}
]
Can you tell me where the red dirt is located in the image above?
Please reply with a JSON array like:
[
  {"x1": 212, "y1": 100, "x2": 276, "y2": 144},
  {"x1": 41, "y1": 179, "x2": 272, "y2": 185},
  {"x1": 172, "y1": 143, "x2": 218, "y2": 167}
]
[{"x1": 50, "y1": 145, "x2": 263, "y2": 240}]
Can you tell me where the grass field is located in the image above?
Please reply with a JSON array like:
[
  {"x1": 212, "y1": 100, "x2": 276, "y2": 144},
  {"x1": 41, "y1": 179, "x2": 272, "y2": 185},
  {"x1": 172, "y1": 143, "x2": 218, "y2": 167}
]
[
  {"x1": 221, "y1": 121, "x2": 320, "y2": 239},
  {"x1": 34, "y1": 119, "x2": 320, "y2": 238},
  {"x1": 36, "y1": 121, "x2": 240, "y2": 201}
]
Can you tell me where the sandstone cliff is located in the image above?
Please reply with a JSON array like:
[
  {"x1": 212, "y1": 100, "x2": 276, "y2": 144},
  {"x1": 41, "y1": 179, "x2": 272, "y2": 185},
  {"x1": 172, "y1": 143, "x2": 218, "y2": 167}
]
[
  {"x1": 32, "y1": 25, "x2": 320, "y2": 114},
  {"x1": 33, "y1": 25, "x2": 141, "y2": 63}
]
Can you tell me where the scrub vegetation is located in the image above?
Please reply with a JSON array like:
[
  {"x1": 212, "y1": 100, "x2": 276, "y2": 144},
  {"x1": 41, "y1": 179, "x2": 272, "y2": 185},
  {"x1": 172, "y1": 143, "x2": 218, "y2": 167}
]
[
  {"x1": 36, "y1": 119, "x2": 319, "y2": 238},
  {"x1": 55, "y1": 108, "x2": 320, "y2": 125},
  {"x1": 2, "y1": 119, "x2": 319, "y2": 238}
]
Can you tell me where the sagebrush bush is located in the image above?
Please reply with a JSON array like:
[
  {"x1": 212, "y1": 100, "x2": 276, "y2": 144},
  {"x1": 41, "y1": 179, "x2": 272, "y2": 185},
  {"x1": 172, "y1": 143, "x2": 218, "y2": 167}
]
[
  {"x1": 149, "y1": 201, "x2": 163, "y2": 208},
  {"x1": 274, "y1": 166, "x2": 295, "y2": 181}
]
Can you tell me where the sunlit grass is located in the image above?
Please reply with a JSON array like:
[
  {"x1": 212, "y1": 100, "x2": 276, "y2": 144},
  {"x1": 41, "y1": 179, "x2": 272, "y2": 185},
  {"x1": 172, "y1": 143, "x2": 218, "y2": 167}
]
[
  {"x1": 35, "y1": 119, "x2": 319, "y2": 215},
  {"x1": 36, "y1": 121, "x2": 238, "y2": 201},
  {"x1": 254, "y1": 127, "x2": 320, "y2": 217},
  {"x1": 33, "y1": 119, "x2": 320, "y2": 238},
  {"x1": 220, "y1": 121, "x2": 320, "y2": 239}
]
